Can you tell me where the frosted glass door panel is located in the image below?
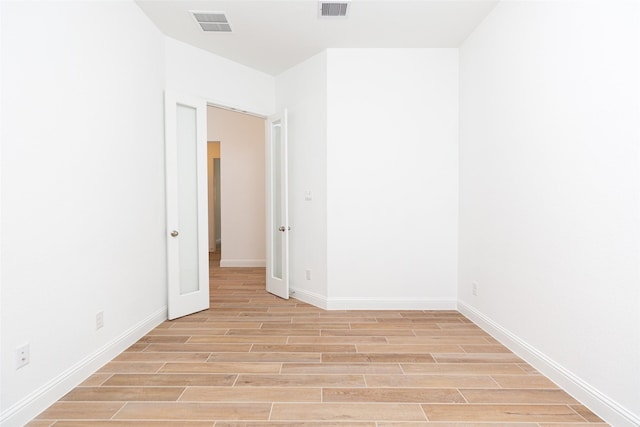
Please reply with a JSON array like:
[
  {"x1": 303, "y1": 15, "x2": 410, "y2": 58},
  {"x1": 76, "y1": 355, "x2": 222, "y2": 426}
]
[
  {"x1": 266, "y1": 110, "x2": 288, "y2": 300},
  {"x1": 271, "y1": 121, "x2": 283, "y2": 280},
  {"x1": 176, "y1": 104, "x2": 200, "y2": 295},
  {"x1": 165, "y1": 91, "x2": 208, "y2": 320}
]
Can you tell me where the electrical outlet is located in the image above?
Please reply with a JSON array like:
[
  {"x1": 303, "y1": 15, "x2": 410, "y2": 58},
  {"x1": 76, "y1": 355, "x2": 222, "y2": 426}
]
[
  {"x1": 305, "y1": 269, "x2": 312, "y2": 280},
  {"x1": 16, "y1": 344, "x2": 30, "y2": 369},
  {"x1": 96, "y1": 311, "x2": 104, "y2": 330},
  {"x1": 472, "y1": 282, "x2": 478, "y2": 296}
]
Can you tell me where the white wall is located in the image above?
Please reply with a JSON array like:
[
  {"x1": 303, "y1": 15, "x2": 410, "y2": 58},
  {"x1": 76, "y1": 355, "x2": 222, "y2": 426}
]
[
  {"x1": 207, "y1": 107, "x2": 266, "y2": 267},
  {"x1": 1, "y1": 2, "x2": 167, "y2": 425},
  {"x1": 326, "y1": 49, "x2": 459, "y2": 309},
  {"x1": 458, "y1": 1, "x2": 640, "y2": 425},
  {"x1": 276, "y1": 51, "x2": 328, "y2": 306},
  {"x1": 165, "y1": 38, "x2": 275, "y2": 117}
]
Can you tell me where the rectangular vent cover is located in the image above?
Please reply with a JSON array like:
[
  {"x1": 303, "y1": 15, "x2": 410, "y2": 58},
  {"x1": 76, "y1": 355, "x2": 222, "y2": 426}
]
[
  {"x1": 319, "y1": 2, "x2": 349, "y2": 17},
  {"x1": 192, "y1": 11, "x2": 232, "y2": 32}
]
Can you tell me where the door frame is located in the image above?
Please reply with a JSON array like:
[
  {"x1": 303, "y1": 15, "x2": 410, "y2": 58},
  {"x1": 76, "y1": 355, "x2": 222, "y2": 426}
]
[{"x1": 165, "y1": 96, "x2": 275, "y2": 316}]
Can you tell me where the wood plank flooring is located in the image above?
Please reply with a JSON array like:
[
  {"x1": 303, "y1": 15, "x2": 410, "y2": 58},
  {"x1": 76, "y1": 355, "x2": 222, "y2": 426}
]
[{"x1": 30, "y1": 251, "x2": 607, "y2": 426}]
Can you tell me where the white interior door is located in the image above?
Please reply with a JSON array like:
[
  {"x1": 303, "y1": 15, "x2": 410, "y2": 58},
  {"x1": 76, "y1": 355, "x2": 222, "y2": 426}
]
[
  {"x1": 266, "y1": 110, "x2": 289, "y2": 299},
  {"x1": 165, "y1": 91, "x2": 210, "y2": 319}
]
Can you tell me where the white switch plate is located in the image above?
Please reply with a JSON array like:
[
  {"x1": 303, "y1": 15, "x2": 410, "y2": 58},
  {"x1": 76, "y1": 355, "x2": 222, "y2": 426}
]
[{"x1": 304, "y1": 191, "x2": 312, "y2": 201}]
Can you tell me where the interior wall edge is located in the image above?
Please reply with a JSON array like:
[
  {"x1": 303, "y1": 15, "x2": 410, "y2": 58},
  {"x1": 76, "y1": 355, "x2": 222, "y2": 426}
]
[
  {"x1": 458, "y1": 301, "x2": 640, "y2": 427},
  {"x1": 0, "y1": 307, "x2": 167, "y2": 427}
]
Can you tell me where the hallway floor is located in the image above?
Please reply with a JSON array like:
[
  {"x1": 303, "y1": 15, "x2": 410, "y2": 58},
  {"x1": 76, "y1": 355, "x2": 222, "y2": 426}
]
[{"x1": 30, "y1": 252, "x2": 607, "y2": 426}]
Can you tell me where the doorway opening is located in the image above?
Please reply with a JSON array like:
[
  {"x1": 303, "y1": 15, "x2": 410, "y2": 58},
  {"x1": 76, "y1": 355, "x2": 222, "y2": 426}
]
[{"x1": 206, "y1": 105, "x2": 267, "y2": 268}]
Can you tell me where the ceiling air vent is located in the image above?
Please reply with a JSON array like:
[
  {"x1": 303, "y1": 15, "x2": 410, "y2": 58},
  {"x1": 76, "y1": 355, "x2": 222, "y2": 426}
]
[
  {"x1": 319, "y1": 1, "x2": 350, "y2": 18},
  {"x1": 191, "y1": 11, "x2": 232, "y2": 32}
]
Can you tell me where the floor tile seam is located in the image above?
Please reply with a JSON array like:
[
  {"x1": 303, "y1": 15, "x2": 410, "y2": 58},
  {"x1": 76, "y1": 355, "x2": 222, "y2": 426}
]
[
  {"x1": 398, "y1": 363, "x2": 407, "y2": 375},
  {"x1": 174, "y1": 398, "x2": 324, "y2": 404},
  {"x1": 490, "y1": 374, "x2": 563, "y2": 389},
  {"x1": 174, "y1": 385, "x2": 190, "y2": 402},
  {"x1": 419, "y1": 400, "x2": 430, "y2": 422},
  {"x1": 96, "y1": 374, "x2": 115, "y2": 386},
  {"x1": 231, "y1": 374, "x2": 240, "y2": 386},
  {"x1": 452, "y1": 387, "x2": 469, "y2": 405},
  {"x1": 458, "y1": 389, "x2": 582, "y2": 404},
  {"x1": 267, "y1": 402, "x2": 274, "y2": 421},
  {"x1": 107, "y1": 400, "x2": 129, "y2": 420},
  {"x1": 80, "y1": 417, "x2": 271, "y2": 423},
  {"x1": 359, "y1": 384, "x2": 505, "y2": 390},
  {"x1": 566, "y1": 404, "x2": 594, "y2": 423},
  {"x1": 267, "y1": 402, "x2": 430, "y2": 422},
  {"x1": 420, "y1": 403, "x2": 582, "y2": 409},
  {"x1": 73, "y1": 384, "x2": 197, "y2": 390}
]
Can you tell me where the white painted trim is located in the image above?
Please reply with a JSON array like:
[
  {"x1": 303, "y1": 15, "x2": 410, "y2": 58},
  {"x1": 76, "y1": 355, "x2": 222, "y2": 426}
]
[
  {"x1": 0, "y1": 307, "x2": 167, "y2": 427},
  {"x1": 290, "y1": 290, "x2": 456, "y2": 312},
  {"x1": 326, "y1": 297, "x2": 457, "y2": 311},
  {"x1": 219, "y1": 259, "x2": 266, "y2": 267},
  {"x1": 290, "y1": 287, "x2": 328, "y2": 309},
  {"x1": 207, "y1": 101, "x2": 268, "y2": 119},
  {"x1": 458, "y1": 301, "x2": 640, "y2": 427}
]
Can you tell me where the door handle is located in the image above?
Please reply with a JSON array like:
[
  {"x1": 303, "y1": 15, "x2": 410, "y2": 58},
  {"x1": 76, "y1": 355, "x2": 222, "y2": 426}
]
[
  {"x1": 170, "y1": 230, "x2": 179, "y2": 237},
  {"x1": 278, "y1": 226, "x2": 291, "y2": 232}
]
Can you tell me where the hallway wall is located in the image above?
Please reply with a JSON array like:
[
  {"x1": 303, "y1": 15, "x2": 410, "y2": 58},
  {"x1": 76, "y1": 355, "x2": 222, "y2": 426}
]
[{"x1": 207, "y1": 106, "x2": 266, "y2": 267}]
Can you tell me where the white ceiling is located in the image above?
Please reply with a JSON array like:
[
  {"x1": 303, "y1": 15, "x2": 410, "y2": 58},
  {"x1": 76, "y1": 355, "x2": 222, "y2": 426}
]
[{"x1": 135, "y1": 0, "x2": 499, "y2": 76}]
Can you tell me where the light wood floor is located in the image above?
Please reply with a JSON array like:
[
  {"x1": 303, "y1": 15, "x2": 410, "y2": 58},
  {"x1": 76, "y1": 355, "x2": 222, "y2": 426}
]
[{"x1": 30, "y1": 251, "x2": 607, "y2": 426}]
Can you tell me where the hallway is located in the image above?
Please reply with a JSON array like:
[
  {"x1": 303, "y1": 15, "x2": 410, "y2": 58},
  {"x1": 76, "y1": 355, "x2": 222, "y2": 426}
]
[{"x1": 30, "y1": 253, "x2": 606, "y2": 425}]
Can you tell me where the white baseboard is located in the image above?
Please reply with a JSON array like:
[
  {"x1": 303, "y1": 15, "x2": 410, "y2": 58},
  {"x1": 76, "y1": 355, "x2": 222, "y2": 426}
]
[
  {"x1": 0, "y1": 306, "x2": 167, "y2": 427},
  {"x1": 289, "y1": 288, "x2": 456, "y2": 311},
  {"x1": 219, "y1": 259, "x2": 265, "y2": 267},
  {"x1": 289, "y1": 287, "x2": 328, "y2": 309},
  {"x1": 327, "y1": 297, "x2": 457, "y2": 310},
  {"x1": 327, "y1": 297, "x2": 458, "y2": 310},
  {"x1": 458, "y1": 301, "x2": 640, "y2": 427}
]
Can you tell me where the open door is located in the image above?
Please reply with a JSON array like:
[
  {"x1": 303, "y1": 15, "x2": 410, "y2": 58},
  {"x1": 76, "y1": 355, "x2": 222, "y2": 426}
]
[
  {"x1": 266, "y1": 110, "x2": 289, "y2": 299},
  {"x1": 165, "y1": 92, "x2": 210, "y2": 319}
]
